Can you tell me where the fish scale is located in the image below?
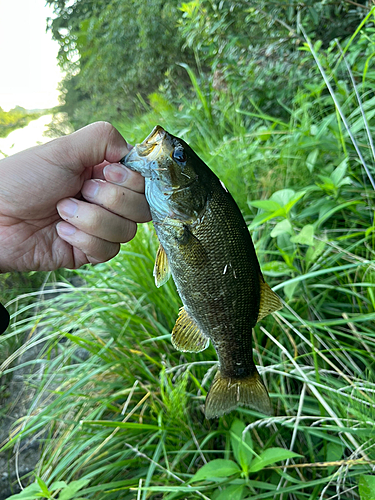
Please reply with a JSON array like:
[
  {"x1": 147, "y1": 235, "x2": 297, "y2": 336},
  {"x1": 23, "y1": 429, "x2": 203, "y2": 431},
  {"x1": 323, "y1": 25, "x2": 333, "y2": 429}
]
[
  {"x1": 122, "y1": 125, "x2": 283, "y2": 418},
  {"x1": 159, "y1": 188, "x2": 260, "y2": 376}
]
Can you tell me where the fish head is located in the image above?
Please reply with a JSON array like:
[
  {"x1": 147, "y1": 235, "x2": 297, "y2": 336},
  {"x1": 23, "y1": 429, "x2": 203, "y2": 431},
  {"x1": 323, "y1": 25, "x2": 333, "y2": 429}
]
[{"x1": 123, "y1": 126, "x2": 209, "y2": 221}]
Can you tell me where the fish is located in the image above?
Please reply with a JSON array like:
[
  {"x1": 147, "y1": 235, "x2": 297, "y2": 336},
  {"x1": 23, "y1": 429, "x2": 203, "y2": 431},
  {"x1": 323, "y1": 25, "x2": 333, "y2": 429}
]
[{"x1": 121, "y1": 126, "x2": 282, "y2": 418}]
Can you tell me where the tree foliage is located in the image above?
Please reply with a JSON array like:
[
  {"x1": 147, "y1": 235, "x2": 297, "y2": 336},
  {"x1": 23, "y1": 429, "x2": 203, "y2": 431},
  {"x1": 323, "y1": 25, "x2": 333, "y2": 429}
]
[
  {"x1": 178, "y1": 0, "x2": 370, "y2": 115},
  {"x1": 46, "y1": 0, "x2": 370, "y2": 129},
  {"x1": 0, "y1": 107, "x2": 43, "y2": 139},
  {"x1": 46, "y1": 0, "x2": 196, "y2": 127}
]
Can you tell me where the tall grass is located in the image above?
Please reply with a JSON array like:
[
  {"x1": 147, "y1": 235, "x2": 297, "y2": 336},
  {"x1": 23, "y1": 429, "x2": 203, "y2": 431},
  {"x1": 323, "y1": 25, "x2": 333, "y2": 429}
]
[{"x1": 2, "y1": 20, "x2": 375, "y2": 500}]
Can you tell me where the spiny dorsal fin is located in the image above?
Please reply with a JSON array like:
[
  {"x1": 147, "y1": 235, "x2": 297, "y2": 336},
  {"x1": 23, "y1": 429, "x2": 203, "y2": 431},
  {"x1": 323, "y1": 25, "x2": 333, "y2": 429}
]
[
  {"x1": 257, "y1": 277, "x2": 283, "y2": 322},
  {"x1": 153, "y1": 244, "x2": 171, "y2": 288},
  {"x1": 204, "y1": 367, "x2": 273, "y2": 419},
  {"x1": 171, "y1": 307, "x2": 209, "y2": 353}
]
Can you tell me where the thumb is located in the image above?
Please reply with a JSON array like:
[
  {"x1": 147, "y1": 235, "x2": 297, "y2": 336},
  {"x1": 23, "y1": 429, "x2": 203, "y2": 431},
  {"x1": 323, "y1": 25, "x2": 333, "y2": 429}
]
[
  {"x1": 0, "y1": 122, "x2": 132, "y2": 217},
  {"x1": 46, "y1": 121, "x2": 132, "y2": 173}
]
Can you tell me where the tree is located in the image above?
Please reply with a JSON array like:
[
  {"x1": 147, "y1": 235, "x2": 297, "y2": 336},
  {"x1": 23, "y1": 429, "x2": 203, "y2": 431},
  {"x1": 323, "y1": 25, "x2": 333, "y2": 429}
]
[{"x1": 46, "y1": 0, "x2": 196, "y2": 128}]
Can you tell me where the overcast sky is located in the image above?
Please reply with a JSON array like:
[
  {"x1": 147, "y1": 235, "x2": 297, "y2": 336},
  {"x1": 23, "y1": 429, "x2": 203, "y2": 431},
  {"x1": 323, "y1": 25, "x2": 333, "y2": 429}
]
[{"x1": 0, "y1": 0, "x2": 63, "y2": 111}]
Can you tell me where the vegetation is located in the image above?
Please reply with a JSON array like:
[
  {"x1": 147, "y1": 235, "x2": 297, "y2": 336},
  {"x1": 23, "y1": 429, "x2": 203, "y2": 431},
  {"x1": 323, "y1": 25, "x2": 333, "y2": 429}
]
[
  {"x1": 2, "y1": 1, "x2": 375, "y2": 499},
  {"x1": 0, "y1": 107, "x2": 44, "y2": 139},
  {"x1": 45, "y1": 0, "x2": 371, "y2": 129}
]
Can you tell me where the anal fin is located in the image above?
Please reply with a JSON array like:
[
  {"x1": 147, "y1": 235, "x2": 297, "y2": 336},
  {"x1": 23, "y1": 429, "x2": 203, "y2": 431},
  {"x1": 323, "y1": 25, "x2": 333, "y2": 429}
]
[
  {"x1": 171, "y1": 307, "x2": 209, "y2": 353},
  {"x1": 205, "y1": 368, "x2": 273, "y2": 419},
  {"x1": 257, "y1": 277, "x2": 283, "y2": 322},
  {"x1": 153, "y1": 244, "x2": 171, "y2": 288}
]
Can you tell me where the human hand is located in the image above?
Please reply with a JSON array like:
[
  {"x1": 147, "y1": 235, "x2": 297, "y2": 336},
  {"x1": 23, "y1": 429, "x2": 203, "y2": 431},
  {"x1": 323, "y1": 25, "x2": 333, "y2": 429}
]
[{"x1": 0, "y1": 121, "x2": 151, "y2": 272}]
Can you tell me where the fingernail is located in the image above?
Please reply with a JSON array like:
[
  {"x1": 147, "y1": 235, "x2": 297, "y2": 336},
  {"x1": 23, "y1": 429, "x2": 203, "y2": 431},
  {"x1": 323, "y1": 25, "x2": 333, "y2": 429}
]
[
  {"x1": 58, "y1": 198, "x2": 78, "y2": 218},
  {"x1": 82, "y1": 179, "x2": 100, "y2": 198},
  {"x1": 57, "y1": 222, "x2": 76, "y2": 236},
  {"x1": 104, "y1": 164, "x2": 129, "y2": 184}
]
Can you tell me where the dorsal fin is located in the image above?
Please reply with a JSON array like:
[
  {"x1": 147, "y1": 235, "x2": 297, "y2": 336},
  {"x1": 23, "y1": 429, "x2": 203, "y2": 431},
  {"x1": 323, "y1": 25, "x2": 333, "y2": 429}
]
[
  {"x1": 257, "y1": 277, "x2": 283, "y2": 322},
  {"x1": 171, "y1": 307, "x2": 210, "y2": 352}
]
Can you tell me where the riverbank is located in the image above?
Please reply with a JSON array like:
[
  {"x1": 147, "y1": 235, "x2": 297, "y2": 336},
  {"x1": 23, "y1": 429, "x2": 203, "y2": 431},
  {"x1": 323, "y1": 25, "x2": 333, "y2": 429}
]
[{"x1": 0, "y1": 114, "x2": 55, "y2": 157}]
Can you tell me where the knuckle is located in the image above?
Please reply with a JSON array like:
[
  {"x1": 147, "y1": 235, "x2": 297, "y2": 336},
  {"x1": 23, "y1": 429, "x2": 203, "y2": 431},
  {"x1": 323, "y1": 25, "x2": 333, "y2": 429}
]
[
  {"x1": 83, "y1": 206, "x2": 102, "y2": 229},
  {"x1": 92, "y1": 121, "x2": 113, "y2": 135},
  {"x1": 102, "y1": 185, "x2": 120, "y2": 208}
]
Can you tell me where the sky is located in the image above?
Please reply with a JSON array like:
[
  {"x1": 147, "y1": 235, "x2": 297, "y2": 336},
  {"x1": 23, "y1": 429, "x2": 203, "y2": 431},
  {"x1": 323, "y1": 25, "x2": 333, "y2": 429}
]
[{"x1": 0, "y1": 0, "x2": 63, "y2": 111}]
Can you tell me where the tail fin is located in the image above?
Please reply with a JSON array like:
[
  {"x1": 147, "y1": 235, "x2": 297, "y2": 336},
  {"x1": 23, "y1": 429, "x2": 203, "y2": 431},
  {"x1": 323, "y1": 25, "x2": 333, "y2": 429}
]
[{"x1": 204, "y1": 369, "x2": 273, "y2": 419}]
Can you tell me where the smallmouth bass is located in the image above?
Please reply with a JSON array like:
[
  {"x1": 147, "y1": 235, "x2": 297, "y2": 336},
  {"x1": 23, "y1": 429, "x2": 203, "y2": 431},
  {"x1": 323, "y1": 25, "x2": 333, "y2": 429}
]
[{"x1": 122, "y1": 126, "x2": 282, "y2": 418}]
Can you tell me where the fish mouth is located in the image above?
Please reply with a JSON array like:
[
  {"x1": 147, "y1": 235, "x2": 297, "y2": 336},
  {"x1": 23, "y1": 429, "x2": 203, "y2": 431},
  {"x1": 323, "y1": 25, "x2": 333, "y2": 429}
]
[
  {"x1": 136, "y1": 125, "x2": 165, "y2": 156},
  {"x1": 121, "y1": 125, "x2": 166, "y2": 176}
]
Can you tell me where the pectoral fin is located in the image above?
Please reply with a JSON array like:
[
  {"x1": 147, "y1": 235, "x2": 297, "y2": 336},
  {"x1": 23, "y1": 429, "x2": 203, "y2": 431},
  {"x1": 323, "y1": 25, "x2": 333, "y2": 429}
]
[
  {"x1": 176, "y1": 225, "x2": 207, "y2": 267},
  {"x1": 171, "y1": 307, "x2": 209, "y2": 352},
  {"x1": 257, "y1": 277, "x2": 283, "y2": 322},
  {"x1": 153, "y1": 244, "x2": 171, "y2": 288}
]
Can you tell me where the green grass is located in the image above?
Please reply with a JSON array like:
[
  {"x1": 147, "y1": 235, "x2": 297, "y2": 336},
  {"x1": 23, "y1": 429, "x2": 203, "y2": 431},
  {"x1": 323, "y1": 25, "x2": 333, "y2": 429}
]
[
  {"x1": 2, "y1": 218, "x2": 375, "y2": 498},
  {"x1": 3, "y1": 19, "x2": 375, "y2": 500}
]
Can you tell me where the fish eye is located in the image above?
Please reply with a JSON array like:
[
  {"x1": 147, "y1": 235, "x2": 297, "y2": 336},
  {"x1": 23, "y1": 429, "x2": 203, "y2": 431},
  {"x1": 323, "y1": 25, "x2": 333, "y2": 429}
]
[{"x1": 172, "y1": 148, "x2": 187, "y2": 163}]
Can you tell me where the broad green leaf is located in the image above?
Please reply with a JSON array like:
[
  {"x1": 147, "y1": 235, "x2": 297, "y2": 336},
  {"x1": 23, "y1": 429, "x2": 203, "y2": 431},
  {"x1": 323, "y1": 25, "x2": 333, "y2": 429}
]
[
  {"x1": 249, "y1": 208, "x2": 287, "y2": 229},
  {"x1": 215, "y1": 483, "x2": 246, "y2": 500},
  {"x1": 50, "y1": 481, "x2": 68, "y2": 490},
  {"x1": 270, "y1": 189, "x2": 295, "y2": 207},
  {"x1": 338, "y1": 176, "x2": 351, "y2": 187},
  {"x1": 36, "y1": 477, "x2": 51, "y2": 497},
  {"x1": 277, "y1": 233, "x2": 294, "y2": 254},
  {"x1": 326, "y1": 442, "x2": 343, "y2": 462},
  {"x1": 190, "y1": 459, "x2": 240, "y2": 483},
  {"x1": 248, "y1": 448, "x2": 303, "y2": 473},
  {"x1": 58, "y1": 479, "x2": 90, "y2": 500},
  {"x1": 257, "y1": 126, "x2": 272, "y2": 141},
  {"x1": 330, "y1": 158, "x2": 348, "y2": 186},
  {"x1": 262, "y1": 261, "x2": 294, "y2": 277},
  {"x1": 313, "y1": 38, "x2": 322, "y2": 50},
  {"x1": 290, "y1": 225, "x2": 314, "y2": 246},
  {"x1": 358, "y1": 475, "x2": 375, "y2": 500},
  {"x1": 230, "y1": 419, "x2": 254, "y2": 473},
  {"x1": 305, "y1": 240, "x2": 326, "y2": 266},
  {"x1": 284, "y1": 191, "x2": 306, "y2": 214},
  {"x1": 249, "y1": 212, "x2": 271, "y2": 229},
  {"x1": 318, "y1": 175, "x2": 334, "y2": 185},
  {"x1": 6, "y1": 483, "x2": 43, "y2": 500},
  {"x1": 248, "y1": 200, "x2": 281, "y2": 212},
  {"x1": 270, "y1": 219, "x2": 293, "y2": 238},
  {"x1": 326, "y1": 442, "x2": 343, "y2": 474},
  {"x1": 306, "y1": 149, "x2": 319, "y2": 173}
]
